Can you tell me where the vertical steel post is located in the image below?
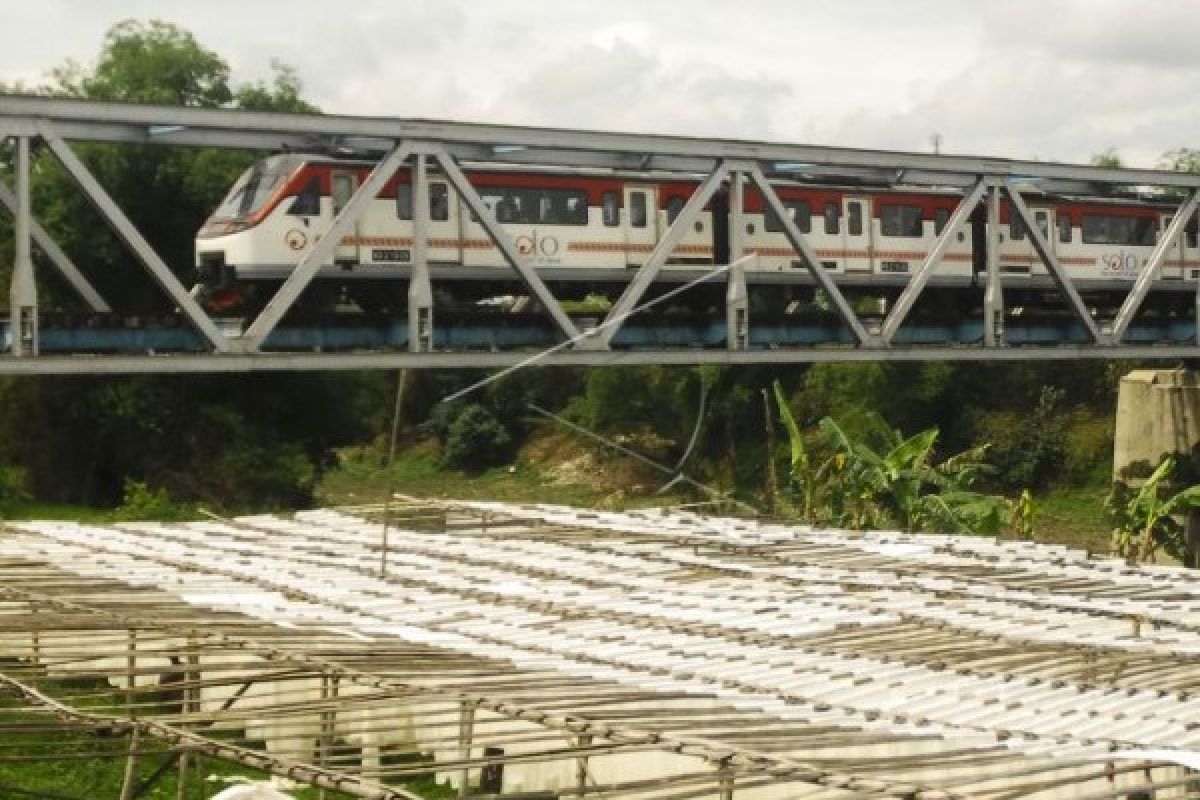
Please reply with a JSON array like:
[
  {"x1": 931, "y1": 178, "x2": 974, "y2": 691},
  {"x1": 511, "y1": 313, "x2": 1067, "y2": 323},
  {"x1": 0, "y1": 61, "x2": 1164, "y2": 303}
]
[
  {"x1": 317, "y1": 672, "x2": 338, "y2": 800},
  {"x1": 575, "y1": 733, "x2": 593, "y2": 793},
  {"x1": 717, "y1": 768, "x2": 734, "y2": 800},
  {"x1": 409, "y1": 153, "x2": 434, "y2": 352},
  {"x1": 119, "y1": 728, "x2": 140, "y2": 800},
  {"x1": 10, "y1": 136, "x2": 37, "y2": 356},
  {"x1": 125, "y1": 629, "x2": 136, "y2": 719},
  {"x1": 984, "y1": 183, "x2": 1004, "y2": 346},
  {"x1": 28, "y1": 601, "x2": 41, "y2": 673},
  {"x1": 457, "y1": 701, "x2": 476, "y2": 799},
  {"x1": 726, "y1": 171, "x2": 748, "y2": 350},
  {"x1": 179, "y1": 638, "x2": 199, "y2": 800}
]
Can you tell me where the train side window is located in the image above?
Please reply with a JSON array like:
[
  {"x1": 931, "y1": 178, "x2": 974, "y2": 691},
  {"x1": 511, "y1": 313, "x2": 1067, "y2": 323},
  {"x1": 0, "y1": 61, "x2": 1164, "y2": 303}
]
[
  {"x1": 395, "y1": 183, "x2": 413, "y2": 220},
  {"x1": 880, "y1": 204, "x2": 923, "y2": 237},
  {"x1": 331, "y1": 172, "x2": 355, "y2": 216},
  {"x1": 287, "y1": 176, "x2": 320, "y2": 216},
  {"x1": 430, "y1": 184, "x2": 449, "y2": 221},
  {"x1": 1082, "y1": 214, "x2": 1156, "y2": 245},
  {"x1": 1058, "y1": 214, "x2": 1072, "y2": 243},
  {"x1": 665, "y1": 196, "x2": 685, "y2": 225},
  {"x1": 602, "y1": 191, "x2": 619, "y2": 227},
  {"x1": 848, "y1": 202, "x2": 863, "y2": 236},
  {"x1": 824, "y1": 202, "x2": 839, "y2": 235},
  {"x1": 1187, "y1": 216, "x2": 1198, "y2": 248},
  {"x1": 631, "y1": 192, "x2": 647, "y2": 228},
  {"x1": 1010, "y1": 215, "x2": 1025, "y2": 240},
  {"x1": 542, "y1": 190, "x2": 589, "y2": 225},
  {"x1": 1035, "y1": 210, "x2": 1049, "y2": 239},
  {"x1": 764, "y1": 201, "x2": 810, "y2": 234},
  {"x1": 933, "y1": 208, "x2": 949, "y2": 237}
]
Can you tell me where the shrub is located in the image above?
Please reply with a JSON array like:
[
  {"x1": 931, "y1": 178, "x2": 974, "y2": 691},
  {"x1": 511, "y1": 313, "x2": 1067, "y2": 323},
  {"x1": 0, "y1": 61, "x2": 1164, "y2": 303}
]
[
  {"x1": 442, "y1": 404, "x2": 512, "y2": 471},
  {"x1": 111, "y1": 479, "x2": 193, "y2": 521},
  {"x1": 973, "y1": 387, "x2": 1066, "y2": 489}
]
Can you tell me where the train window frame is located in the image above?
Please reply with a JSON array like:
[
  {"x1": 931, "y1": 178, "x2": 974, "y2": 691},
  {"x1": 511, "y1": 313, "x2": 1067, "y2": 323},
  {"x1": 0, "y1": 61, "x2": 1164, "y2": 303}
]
[
  {"x1": 396, "y1": 183, "x2": 413, "y2": 221},
  {"x1": 880, "y1": 204, "x2": 923, "y2": 238},
  {"x1": 665, "y1": 195, "x2": 686, "y2": 225},
  {"x1": 1035, "y1": 210, "x2": 1050, "y2": 240},
  {"x1": 847, "y1": 201, "x2": 863, "y2": 236},
  {"x1": 1186, "y1": 215, "x2": 1198, "y2": 249},
  {"x1": 631, "y1": 192, "x2": 648, "y2": 228},
  {"x1": 933, "y1": 208, "x2": 950, "y2": 237},
  {"x1": 1010, "y1": 214, "x2": 1025, "y2": 241},
  {"x1": 430, "y1": 183, "x2": 449, "y2": 222},
  {"x1": 602, "y1": 191, "x2": 619, "y2": 227},
  {"x1": 479, "y1": 186, "x2": 587, "y2": 226},
  {"x1": 1082, "y1": 213, "x2": 1156, "y2": 246},
  {"x1": 331, "y1": 172, "x2": 356, "y2": 217},
  {"x1": 287, "y1": 175, "x2": 321, "y2": 216},
  {"x1": 1058, "y1": 214, "x2": 1072, "y2": 243},
  {"x1": 764, "y1": 200, "x2": 811, "y2": 234},
  {"x1": 824, "y1": 201, "x2": 839, "y2": 235}
]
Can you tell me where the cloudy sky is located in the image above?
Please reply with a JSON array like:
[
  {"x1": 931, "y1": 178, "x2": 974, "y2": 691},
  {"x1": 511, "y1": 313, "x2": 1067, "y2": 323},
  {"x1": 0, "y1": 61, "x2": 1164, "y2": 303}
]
[{"x1": 3, "y1": 0, "x2": 1199, "y2": 167}]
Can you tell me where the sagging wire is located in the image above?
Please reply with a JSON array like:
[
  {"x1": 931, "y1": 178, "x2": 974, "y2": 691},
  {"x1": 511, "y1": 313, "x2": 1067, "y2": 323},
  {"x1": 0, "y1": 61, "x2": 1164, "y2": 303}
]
[{"x1": 527, "y1": 403, "x2": 760, "y2": 517}]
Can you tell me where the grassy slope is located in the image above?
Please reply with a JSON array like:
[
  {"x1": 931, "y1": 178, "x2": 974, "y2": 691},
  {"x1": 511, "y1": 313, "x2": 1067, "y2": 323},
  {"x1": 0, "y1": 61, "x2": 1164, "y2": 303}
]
[{"x1": 316, "y1": 432, "x2": 1116, "y2": 552}]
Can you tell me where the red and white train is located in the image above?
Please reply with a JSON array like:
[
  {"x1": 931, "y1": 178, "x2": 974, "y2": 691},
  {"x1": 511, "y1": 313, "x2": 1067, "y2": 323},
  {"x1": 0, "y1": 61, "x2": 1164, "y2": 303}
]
[{"x1": 195, "y1": 153, "x2": 1200, "y2": 310}]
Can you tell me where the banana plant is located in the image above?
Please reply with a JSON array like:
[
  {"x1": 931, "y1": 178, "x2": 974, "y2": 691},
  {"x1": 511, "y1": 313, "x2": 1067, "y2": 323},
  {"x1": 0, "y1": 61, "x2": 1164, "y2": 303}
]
[
  {"x1": 772, "y1": 381, "x2": 842, "y2": 524},
  {"x1": 1108, "y1": 456, "x2": 1200, "y2": 565}
]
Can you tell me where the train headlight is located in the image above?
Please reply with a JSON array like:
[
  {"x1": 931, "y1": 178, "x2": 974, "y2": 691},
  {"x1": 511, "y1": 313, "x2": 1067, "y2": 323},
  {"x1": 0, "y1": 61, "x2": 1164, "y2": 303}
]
[{"x1": 198, "y1": 220, "x2": 252, "y2": 238}]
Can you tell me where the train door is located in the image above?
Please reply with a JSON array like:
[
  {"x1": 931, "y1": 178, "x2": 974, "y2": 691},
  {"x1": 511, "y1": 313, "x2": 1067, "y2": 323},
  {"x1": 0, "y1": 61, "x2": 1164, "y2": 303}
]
[
  {"x1": 842, "y1": 195, "x2": 872, "y2": 272},
  {"x1": 623, "y1": 185, "x2": 658, "y2": 267},
  {"x1": 1159, "y1": 212, "x2": 1184, "y2": 279},
  {"x1": 331, "y1": 170, "x2": 360, "y2": 264},
  {"x1": 1032, "y1": 207, "x2": 1054, "y2": 272},
  {"x1": 1002, "y1": 202, "x2": 1036, "y2": 273},
  {"x1": 424, "y1": 180, "x2": 458, "y2": 266}
]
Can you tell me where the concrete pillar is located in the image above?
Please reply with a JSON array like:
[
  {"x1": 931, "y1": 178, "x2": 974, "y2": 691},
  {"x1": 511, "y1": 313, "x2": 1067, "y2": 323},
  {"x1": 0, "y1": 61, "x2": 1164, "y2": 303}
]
[
  {"x1": 1113, "y1": 369, "x2": 1200, "y2": 483},
  {"x1": 1113, "y1": 369, "x2": 1200, "y2": 567}
]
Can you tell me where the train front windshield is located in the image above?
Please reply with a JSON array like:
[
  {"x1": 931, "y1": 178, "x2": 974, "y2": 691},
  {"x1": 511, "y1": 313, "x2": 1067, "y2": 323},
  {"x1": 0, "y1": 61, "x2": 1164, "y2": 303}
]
[{"x1": 209, "y1": 155, "x2": 302, "y2": 221}]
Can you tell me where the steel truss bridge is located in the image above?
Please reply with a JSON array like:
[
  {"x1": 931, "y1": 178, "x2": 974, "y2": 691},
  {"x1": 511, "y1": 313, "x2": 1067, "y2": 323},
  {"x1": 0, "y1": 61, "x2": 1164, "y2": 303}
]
[{"x1": 2, "y1": 95, "x2": 1200, "y2": 374}]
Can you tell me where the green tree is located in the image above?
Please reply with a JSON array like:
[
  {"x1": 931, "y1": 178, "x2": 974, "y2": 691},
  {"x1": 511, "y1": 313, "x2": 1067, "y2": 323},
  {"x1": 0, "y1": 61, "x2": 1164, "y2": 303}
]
[
  {"x1": 1160, "y1": 148, "x2": 1200, "y2": 175},
  {"x1": 1091, "y1": 149, "x2": 1123, "y2": 168},
  {"x1": 0, "y1": 22, "x2": 381, "y2": 511},
  {"x1": 442, "y1": 404, "x2": 513, "y2": 471}
]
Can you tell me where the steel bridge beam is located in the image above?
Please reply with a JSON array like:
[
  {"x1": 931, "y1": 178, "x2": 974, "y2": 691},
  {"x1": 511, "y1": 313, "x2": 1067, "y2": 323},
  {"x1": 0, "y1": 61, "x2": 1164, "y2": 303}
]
[
  {"x1": 726, "y1": 171, "x2": 749, "y2": 351},
  {"x1": 0, "y1": 179, "x2": 111, "y2": 313},
  {"x1": 983, "y1": 185, "x2": 1004, "y2": 346},
  {"x1": 879, "y1": 178, "x2": 987, "y2": 344},
  {"x1": 40, "y1": 125, "x2": 232, "y2": 353},
  {"x1": 4, "y1": 94, "x2": 1200, "y2": 190},
  {"x1": 749, "y1": 166, "x2": 873, "y2": 345},
  {"x1": 9, "y1": 135, "x2": 36, "y2": 356},
  {"x1": 408, "y1": 153, "x2": 433, "y2": 353},
  {"x1": 597, "y1": 161, "x2": 731, "y2": 347},
  {"x1": 0, "y1": 346, "x2": 1198, "y2": 374},
  {"x1": 241, "y1": 142, "x2": 413, "y2": 350},
  {"x1": 430, "y1": 145, "x2": 581, "y2": 342},
  {"x1": 1005, "y1": 182, "x2": 1106, "y2": 344},
  {"x1": 1110, "y1": 191, "x2": 1200, "y2": 342}
]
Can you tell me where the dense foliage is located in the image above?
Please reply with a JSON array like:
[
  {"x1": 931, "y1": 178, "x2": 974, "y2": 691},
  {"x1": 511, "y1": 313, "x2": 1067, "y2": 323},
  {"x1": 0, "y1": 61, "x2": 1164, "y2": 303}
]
[{"x1": 0, "y1": 21, "x2": 378, "y2": 509}]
